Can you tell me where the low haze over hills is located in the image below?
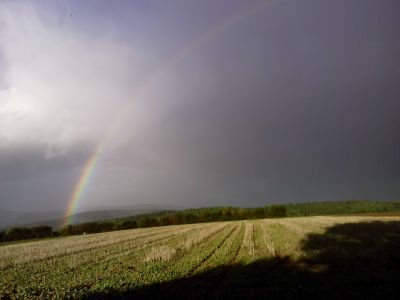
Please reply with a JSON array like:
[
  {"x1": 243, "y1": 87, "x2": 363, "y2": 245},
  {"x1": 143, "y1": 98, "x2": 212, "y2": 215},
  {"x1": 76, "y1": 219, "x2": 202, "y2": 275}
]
[{"x1": 0, "y1": 204, "x2": 177, "y2": 229}]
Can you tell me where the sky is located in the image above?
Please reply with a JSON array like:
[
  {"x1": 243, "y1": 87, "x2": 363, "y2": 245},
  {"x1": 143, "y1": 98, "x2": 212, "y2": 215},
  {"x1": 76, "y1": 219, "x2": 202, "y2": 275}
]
[{"x1": 0, "y1": 0, "x2": 399, "y2": 212}]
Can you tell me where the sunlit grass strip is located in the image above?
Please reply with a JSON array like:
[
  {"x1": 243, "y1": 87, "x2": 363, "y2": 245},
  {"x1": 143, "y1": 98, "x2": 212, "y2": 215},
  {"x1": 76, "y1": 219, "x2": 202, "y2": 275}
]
[
  {"x1": 0, "y1": 225, "x2": 206, "y2": 293},
  {"x1": 192, "y1": 222, "x2": 244, "y2": 274},
  {"x1": 234, "y1": 221, "x2": 256, "y2": 263},
  {"x1": 0, "y1": 225, "x2": 177, "y2": 268},
  {"x1": 0, "y1": 223, "x2": 231, "y2": 298}
]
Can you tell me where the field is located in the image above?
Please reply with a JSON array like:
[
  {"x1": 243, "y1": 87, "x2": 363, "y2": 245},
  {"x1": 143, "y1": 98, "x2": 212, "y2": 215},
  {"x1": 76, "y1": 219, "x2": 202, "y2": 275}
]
[{"x1": 1, "y1": 216, "x2": 400, "y2": 299}]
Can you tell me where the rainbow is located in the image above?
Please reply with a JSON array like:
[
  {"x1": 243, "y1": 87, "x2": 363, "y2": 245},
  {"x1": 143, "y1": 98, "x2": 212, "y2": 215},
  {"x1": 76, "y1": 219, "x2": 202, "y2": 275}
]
[
  {"x1": 62, "y1": 109, "x2": 131, "y2": 227},
  {"x1": 63, "y1": 144, "x2": 103, "y2": 226},
  {"x1": 62, "y1": 0, "x2": 277, "y2": 227}
]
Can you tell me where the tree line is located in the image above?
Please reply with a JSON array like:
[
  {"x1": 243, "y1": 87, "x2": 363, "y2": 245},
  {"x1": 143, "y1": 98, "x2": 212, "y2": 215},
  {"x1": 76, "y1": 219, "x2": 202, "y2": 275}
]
[
  {"x1": 0, "y1": 205, "x2": 287, "y2": 242},
  {"x1": 59, "y1": 205, "x2": 287, "y2": 236},
  {"x1": 1, "y1": 200, "x2": 399, "y2": 243},
  {"x1": 0, "y1": 225, "x2": 53, "y2": 243}
]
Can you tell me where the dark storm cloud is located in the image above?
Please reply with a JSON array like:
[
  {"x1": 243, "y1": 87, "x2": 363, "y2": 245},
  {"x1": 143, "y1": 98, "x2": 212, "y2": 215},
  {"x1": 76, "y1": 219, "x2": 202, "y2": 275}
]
[
  {"x1": 135, "y1": 0, "x2": 400, "y2": 204},
  {"x1": 0, "y1": 142, "x2": 93, "y2": 183},
  {"x1": 1, "y1": 0, "x2": 400, "y2": 211}
]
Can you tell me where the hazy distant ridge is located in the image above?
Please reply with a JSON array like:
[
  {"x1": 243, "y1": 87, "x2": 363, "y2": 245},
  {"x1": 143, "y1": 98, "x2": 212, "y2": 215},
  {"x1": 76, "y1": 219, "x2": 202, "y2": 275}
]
[{"x1": 0, "y1": 205, "x2": 175, "y2": 229}]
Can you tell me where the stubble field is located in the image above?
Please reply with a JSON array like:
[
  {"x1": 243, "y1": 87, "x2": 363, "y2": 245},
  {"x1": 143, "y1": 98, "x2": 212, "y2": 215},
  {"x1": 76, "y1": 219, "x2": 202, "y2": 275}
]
[{"x1": 1, "y1": 216, "x2": 400, "y2": 299}]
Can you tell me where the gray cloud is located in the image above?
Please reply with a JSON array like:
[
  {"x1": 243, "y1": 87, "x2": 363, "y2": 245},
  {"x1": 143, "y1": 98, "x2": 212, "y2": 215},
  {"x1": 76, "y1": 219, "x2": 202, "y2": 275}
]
[
  {"x1": 0, "y1": 141, "x2": 93, "y2": 183},
  {"x1": 0, "y1": 0, "x2": 399, "y2": 211}
]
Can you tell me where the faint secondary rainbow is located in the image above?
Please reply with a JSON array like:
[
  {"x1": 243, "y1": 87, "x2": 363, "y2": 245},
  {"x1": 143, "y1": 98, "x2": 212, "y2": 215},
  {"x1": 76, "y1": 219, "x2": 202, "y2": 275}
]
[{"x1": 62, "y1": 0, "x2": 278, "y2": 227}]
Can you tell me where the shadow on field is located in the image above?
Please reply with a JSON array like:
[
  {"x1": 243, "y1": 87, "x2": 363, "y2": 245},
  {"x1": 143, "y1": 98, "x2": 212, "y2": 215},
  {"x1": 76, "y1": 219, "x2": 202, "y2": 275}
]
[{"x1": 82, "y1": 221, "x2": 400, "y2": 299}]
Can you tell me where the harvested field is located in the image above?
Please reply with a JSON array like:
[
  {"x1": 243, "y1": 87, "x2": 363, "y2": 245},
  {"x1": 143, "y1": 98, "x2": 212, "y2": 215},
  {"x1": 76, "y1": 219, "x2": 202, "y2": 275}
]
[{"x1": 1, "y1": 216, "x2": 400, "y2": 299}]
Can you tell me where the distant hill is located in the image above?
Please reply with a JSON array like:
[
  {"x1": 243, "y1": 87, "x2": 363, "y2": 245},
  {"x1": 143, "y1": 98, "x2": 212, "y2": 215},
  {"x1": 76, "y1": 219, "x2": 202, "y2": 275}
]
[
  {"x1": 0, "y1": 205, "x2": 175, "y2": 229},
  {"x1": 62, "y1": 207, "x2": 165, "y2": 227},
  {"x1": 53, "y1": 200, "x2": 400, "y2": 237},
  {"x1": 2, "y1": 200, "x2": 400, "y2": 231},
  {"x1": 0, "y1": 209, "x2": 23, "y2": 229}
]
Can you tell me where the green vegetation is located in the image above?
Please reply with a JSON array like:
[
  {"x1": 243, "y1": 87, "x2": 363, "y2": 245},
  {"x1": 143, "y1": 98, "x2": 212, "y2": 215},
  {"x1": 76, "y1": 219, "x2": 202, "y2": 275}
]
[
  {"x1": 1, "y1": 200, "x2": 399, "y2": 242},
  {"x1": 1, "y1": 215, "x2": 399, "y2": 299},
  {"x1": 285, "y1": 200, "x2": 400, "y2": 216},
  {"x1": 59, "y1": 200, "x2": 399, "y2": 236},
  {"x1": 0, "y1": 225, "x2": 53, "y2": 243}
]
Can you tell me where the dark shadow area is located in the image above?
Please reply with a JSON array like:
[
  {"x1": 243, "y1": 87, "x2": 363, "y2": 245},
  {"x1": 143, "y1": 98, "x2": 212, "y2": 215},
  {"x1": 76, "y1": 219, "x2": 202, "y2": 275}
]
[{"x1": 82, "y1": 221, "x2": 400, "y2": 299}]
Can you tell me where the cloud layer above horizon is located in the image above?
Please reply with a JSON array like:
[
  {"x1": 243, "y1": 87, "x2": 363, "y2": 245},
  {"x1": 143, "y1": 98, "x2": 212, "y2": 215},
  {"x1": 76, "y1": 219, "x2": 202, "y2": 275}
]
[{"x1": 1, "y1": 0, "x2": 400, "y2": 212}]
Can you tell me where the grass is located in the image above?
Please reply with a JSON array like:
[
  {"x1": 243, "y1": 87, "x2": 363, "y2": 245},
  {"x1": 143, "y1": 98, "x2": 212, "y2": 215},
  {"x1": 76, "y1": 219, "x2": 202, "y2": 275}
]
[
  {"x1": 344, "y1": 211, "x2": 400, "y2": 217},
  {"x1": 1, "y1": 216, "x2": 400, "y2": 299}
]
